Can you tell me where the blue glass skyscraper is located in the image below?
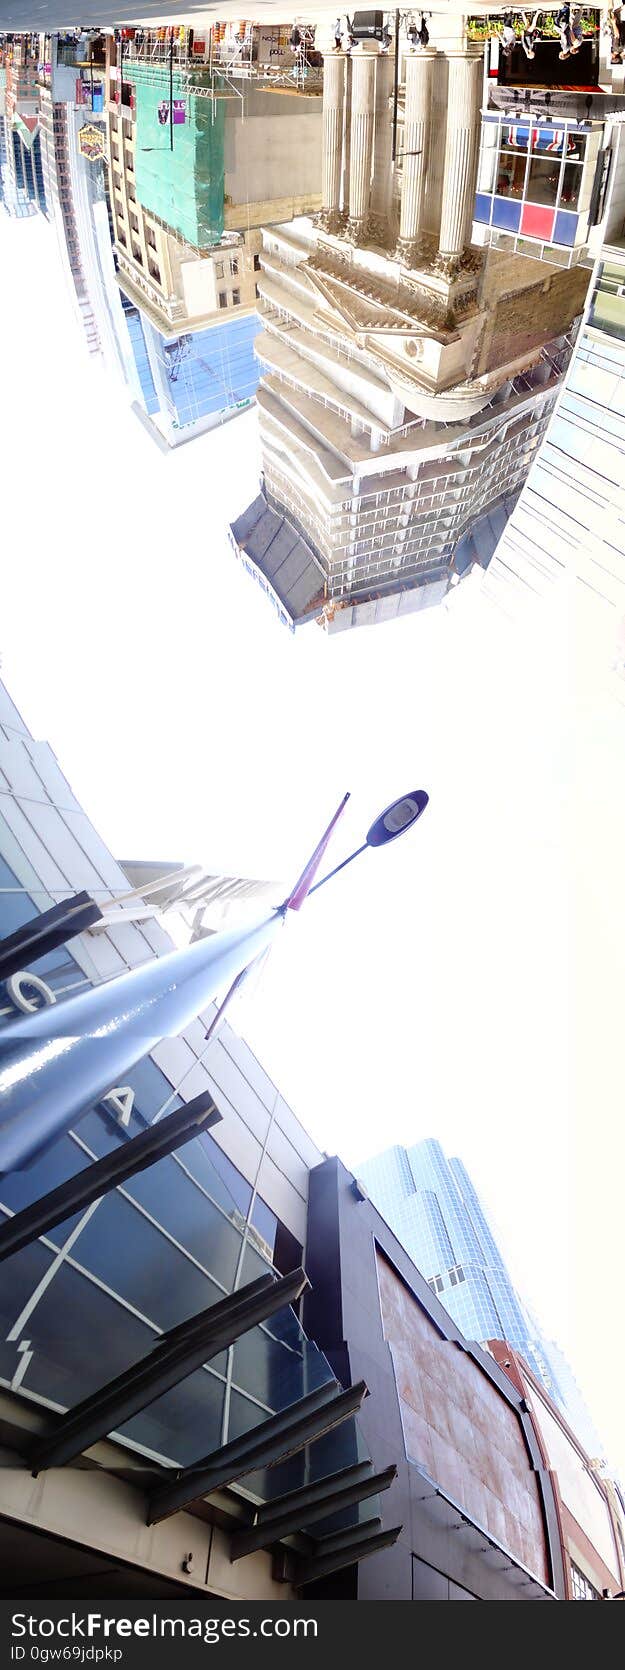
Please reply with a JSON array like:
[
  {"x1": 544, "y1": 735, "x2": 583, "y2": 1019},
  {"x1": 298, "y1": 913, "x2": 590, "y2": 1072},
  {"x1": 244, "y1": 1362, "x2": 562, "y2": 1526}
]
[{"x1": 357, "y1": 1138, "x2": 602, "y2": 1454}]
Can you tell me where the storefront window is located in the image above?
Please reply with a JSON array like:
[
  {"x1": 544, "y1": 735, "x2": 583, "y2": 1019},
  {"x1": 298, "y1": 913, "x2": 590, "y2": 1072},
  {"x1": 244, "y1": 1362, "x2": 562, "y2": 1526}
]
[
  {"x1": 502, "y1": 123, "x2": 530, "y2": 151},
  {"x1": 496, "y1": 151, "x2": 527, "y2": 200},
  {"x1": 560, "y1": 162, "x2": 584, "y2": 209},
  {"x1": 526, "y1": 155, "x2": 562, "y2": 207}
]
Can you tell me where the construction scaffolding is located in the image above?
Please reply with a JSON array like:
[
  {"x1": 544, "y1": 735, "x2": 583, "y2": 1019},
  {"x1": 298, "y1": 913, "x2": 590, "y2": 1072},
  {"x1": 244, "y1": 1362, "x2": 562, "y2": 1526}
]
[{"x1": 131, "y1": 61, "x2": 226, "y2": 249}]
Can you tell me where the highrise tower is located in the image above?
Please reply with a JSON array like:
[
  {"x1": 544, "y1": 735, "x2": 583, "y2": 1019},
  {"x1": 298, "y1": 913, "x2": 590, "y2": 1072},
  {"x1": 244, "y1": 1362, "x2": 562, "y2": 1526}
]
[
  {"x1": 231, "y1": 36, "x2": 589, "y2": 633},
  {"x1": 357, "y1": 1137, "x2": 603, "y2": 1457}
]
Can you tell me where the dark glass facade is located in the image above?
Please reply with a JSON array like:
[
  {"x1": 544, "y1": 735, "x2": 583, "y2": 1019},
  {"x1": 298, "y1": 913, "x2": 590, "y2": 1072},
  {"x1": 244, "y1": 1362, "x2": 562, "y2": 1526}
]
[{"x1": 0, "y1": 848, "x2": 335, "y2": 1476}]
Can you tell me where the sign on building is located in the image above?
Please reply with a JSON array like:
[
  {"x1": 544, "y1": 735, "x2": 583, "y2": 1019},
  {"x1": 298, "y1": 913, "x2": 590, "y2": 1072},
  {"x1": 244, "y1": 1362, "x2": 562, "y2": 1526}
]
[{"x1": 78, "y1": 122, "x2": 106, "y2": 162}]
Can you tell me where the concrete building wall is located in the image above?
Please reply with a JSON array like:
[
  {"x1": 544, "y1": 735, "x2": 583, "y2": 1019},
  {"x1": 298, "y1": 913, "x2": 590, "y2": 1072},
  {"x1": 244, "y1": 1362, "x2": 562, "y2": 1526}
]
[
  {"x1": 224, "y1": 86, "x2": 322, "y2": 215},
  {"x1": 0, "y1": 1410, "x2": 289, "y2": 1600}
]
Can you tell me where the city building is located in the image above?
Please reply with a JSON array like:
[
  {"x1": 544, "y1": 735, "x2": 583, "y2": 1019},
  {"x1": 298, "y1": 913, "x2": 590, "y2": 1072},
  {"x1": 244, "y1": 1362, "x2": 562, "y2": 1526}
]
[
  {"x1": 0, "y1": 104, "x2": 45, "y2": 218},
  {"x1": 120, "y1": 299, "x2": 260, "y2": 445},
  {"x1": 38, "y1": 86, "x2": 103, "y2": 356},
  {"x1": 3, "y1": 32, "x2": 131, "y2": 367},
  {"x1": 230, "y1": 32, "x2": 590, "y2": 633},
  {"x1": 88, "y1": 27, "x2": 325, "y2": 445},
  {"x1": 356, "y1": 1138, "x2": 603, "y2": 1457},
  {"x1": 480, "y1": 236, "x2": 625, "y2": 710},
  {"x1": 1, "y1": 31, "x2": 261, "y2": 442},
  {"x1": 1, "y1": 38, "x2": 46, "y2": 217},
  {"x1": 103, "y1": 31, "x2": 321, "y2": 337},
  {"x1": 490, "y1": 1341, "x2": 625, "y2": 1599},
  {"x1": 0, "y1": 673, "x2": 599, "y2": 1602},
  {"x1": 0, "y1": 675, "x2": 387, "y2": 1601},
  {"x1": 472, "y1": 18, "x2": 625, "y2": 273}
]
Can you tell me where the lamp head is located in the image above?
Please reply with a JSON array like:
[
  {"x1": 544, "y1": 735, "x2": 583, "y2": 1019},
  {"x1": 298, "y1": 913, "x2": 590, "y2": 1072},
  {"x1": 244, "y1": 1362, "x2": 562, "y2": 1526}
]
[{"x1": 366, "y1": 790, "x2": 429, "y2": 848}]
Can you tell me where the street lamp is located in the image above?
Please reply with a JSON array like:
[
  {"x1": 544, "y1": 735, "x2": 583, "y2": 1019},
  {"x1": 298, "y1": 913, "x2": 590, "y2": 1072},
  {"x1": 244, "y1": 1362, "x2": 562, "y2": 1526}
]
[
  {"x1": 0, "y1": 789, "x2": 429, "y2": 1173},
  {"x1": 306, "y1": 790, "x2": 429, "y2": 896}
]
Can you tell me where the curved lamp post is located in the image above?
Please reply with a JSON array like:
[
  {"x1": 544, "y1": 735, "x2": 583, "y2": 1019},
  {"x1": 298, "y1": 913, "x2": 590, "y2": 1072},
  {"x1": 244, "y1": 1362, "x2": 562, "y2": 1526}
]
[{"x1": 0, "y1": 790, "x2": 428, "y2": 1174}]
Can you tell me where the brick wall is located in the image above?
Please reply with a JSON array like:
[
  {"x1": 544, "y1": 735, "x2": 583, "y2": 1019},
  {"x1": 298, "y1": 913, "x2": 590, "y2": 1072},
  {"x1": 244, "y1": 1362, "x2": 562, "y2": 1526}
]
[{"x1": 477, "y1": 265, "x2": 591, "y2": 375}]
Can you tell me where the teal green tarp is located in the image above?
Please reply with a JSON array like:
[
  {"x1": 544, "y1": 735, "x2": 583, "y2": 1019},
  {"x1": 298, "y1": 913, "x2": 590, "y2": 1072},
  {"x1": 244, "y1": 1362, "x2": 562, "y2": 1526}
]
[{"x1": 132, "y1": 62, "x2": 225, "y2": 249}]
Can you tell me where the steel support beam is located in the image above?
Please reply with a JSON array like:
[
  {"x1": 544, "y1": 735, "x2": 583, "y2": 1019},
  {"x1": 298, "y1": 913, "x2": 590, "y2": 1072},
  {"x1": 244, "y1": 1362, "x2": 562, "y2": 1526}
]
[
  {"x1": 230, "y1": 1463, "x2": 397, "y2": 1561},
  {"x1": 147, "y1": 1378, "x2": 369, "y2": 1526},
  {"x1": 309, "y1": 1514, "x2": 382, "y2": 1558},
  {"x1": 0, "y1": 1093, "x2": 221, "y2": 1264},
  {"x1": 255, "y1": 1460, "x2": 372, "y2": 1527},
  {"x1": 31, "y1": 1267, "x2": 307, "y2": 1474},
  {"x1": 295, "y1": 1522, "x2": 402, "y2": 1587},
  {"x1": 0, "y1": 892, "x2": 103, "y2": 984}
]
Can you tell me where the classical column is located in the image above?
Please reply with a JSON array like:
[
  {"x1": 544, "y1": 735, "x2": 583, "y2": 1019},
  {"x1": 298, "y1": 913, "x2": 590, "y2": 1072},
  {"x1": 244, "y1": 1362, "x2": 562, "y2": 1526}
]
[
  {"x1": 396, "y1": 49, "x2": 436, "y2": 267},
  {"x1": 320, "y1": 51, "x2": 346, "y2": 230},
  {"x1": 436, "y1": 52, "x2": 482, "y2": 276},
  {"x1": 347, "y1": 50, "x2": 376, "y2": 244},
  {"x1": 369, "y1": 48, "x2": 395, "y2": 246},
  {"x1": 422, "y1": 52, "x2": 448, "y2": 242}
]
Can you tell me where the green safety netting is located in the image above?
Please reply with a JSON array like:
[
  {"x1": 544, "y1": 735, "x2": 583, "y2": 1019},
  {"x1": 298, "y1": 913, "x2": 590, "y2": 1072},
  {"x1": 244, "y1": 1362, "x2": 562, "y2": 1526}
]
[{"x1": 132, "y1": 62, "x2": 225, "y2": 249}]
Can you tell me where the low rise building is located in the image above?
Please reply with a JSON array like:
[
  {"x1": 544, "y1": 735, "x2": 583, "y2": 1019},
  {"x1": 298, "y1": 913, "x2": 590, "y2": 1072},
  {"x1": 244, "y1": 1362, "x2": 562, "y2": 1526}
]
[
  {"x1": 103, "y1": 31, "x2": 321, "y2": 340},
  {"x1": 490, "y1": 1342, "x2": 625, "y2": 1599}
]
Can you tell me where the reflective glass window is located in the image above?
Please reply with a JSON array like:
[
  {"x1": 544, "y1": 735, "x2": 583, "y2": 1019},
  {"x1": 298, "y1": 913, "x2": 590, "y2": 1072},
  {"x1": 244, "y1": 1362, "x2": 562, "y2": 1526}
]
[
  {"x1": 0, "y1": 1133, "x2": 92, "y2": 1248},
  {"x1": 118, "y1": 1365, "x2": 225, "y2": 1465},
  {"x1": 123, "y1": 1160, "x2": 243, "y2": 1288},
  {"x1": 16, "y1": 1261, "x2": 155, "y2": 1410},
  {"x1": 70, "y1": 1191, "x2": 225, "y2": 1329},
  {"x1": 496, "y1": 152, "x2": 527, "y2": 200},
  {"x1": 0, "y1": 1236, "x2": 57, "y2": 1363},
  {"x1": 560, "y1": 163, "x2": 583, "y2": 209},
  {"x1": 527, "y1": 156, "x2": 562, "y2": 207},
  {"x1": 250, "y1": 1193, "x2": 277, "y2": 1257}
]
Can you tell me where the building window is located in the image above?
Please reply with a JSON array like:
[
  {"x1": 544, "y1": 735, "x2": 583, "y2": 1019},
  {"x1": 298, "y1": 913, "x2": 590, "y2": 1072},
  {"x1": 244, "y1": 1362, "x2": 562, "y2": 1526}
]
[
  {"x1": 496, "y1": 142, "x2": 527, "y2": 201},
  {"x1": 215, "y1": 261, "x2": 224, "y2": 278},
  {"x1": 571, "y1": 1564, "x2": 600, "y2": 1601},
  {"x1": 561, "y1": 161, "x2": 584, "y2": 210},
  {"x1": 232, "y1": 289, "x2": 240, "y2": 305},
  {"x1": 253, "y1": 252, "x2": 261, "y2": 271},
  {"x1": 230, "y1": 258, "x2": 239, "y2": 276},
  {"x1": 526, "y1": 155, "x2": 561, "y2": 208},
  {"x1": 219, "y1": 291, "x2": 228, "y2": 309}
]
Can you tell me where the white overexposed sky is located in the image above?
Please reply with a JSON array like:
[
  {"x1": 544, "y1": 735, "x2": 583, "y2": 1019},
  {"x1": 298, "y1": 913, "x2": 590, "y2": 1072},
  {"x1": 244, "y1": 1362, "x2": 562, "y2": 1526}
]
[{"x1": 1, "y1": 209, "x2": 624, "y2": 1479}]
